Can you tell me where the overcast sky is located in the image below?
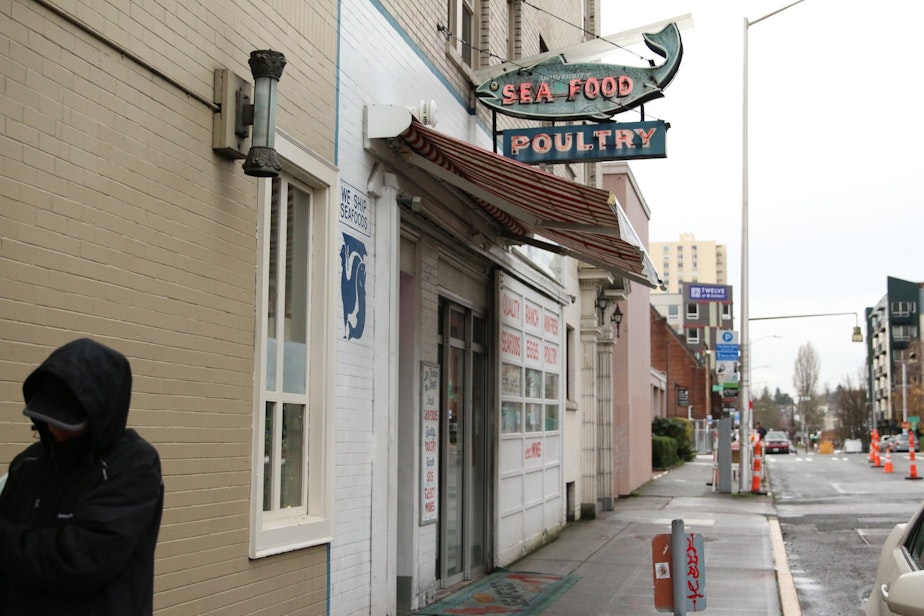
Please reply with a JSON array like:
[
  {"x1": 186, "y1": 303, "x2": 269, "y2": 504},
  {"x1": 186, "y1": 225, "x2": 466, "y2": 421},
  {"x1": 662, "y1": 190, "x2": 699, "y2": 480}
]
[{"x1": 600, "y1": 1, "x2": 924, "y2": 405}]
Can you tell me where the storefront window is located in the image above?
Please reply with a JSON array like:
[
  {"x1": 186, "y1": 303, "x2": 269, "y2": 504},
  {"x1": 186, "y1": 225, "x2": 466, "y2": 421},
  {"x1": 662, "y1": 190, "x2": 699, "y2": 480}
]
[
  {"x1": 525, "y1": 368, "x2": 542, "y2": 398},
  {"x1": 544, "y1": 373, "x2": 559, "y2": 431},
  {"x1": 502, "y1": 401, "x2": 522, "y2": 434},
  {"x1": 525, "y1": 403, "x2": 542, "y2": 432},
  {"x1": 545, "y1": 404, "x2": 559, "y2": 431},
  {"x1": 501, "y1": 363, "x2": 521, "y2": 395},
  {"x1": 544, "y1": 373, "x2": 558, "y2": 400}
]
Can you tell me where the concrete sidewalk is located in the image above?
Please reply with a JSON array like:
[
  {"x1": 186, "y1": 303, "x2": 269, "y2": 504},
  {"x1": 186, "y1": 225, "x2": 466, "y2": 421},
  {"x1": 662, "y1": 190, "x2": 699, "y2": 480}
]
[{"x1": 510, "y1": 455, "x2": 793, "y2": 615}]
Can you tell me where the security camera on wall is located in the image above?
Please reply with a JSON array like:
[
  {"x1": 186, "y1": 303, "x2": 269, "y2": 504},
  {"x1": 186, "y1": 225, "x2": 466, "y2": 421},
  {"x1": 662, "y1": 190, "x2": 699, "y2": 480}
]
[{"x1": 412, "y1": 99, "x2": 438, "y2": 127}]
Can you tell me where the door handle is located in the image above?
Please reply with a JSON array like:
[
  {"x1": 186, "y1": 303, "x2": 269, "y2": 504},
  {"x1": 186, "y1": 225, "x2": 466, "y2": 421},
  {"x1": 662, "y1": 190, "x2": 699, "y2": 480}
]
[{"x1": 880, "y1": 583, "x2": 890, "y2": 600}]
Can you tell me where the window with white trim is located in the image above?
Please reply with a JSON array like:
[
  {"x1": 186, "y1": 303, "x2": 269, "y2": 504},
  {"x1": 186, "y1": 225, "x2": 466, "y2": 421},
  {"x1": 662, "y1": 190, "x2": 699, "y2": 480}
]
[
  {"x1": 892, "y1": 325, "x2": 918, "y2": 342},
  {"x1": 686, "y1": 303, "x2": 699, "y2": 319},
  {"x1": 892, "y1": 301, "x2": 916, "y2": 317},
  {"x1": 686, "y1": 328, "x2": 700, "y2": 344},
  {"x1": 448, "y1": 0, "x2": 481, "y2": 69},
  {"x1": 507, "y1": 0, "x2": 522, "y2": 60},
  {"x1": 251, "y1": 135, "x2": 337, "y2": 558},
  {"x1": 667, "y1": 304, "x2": 679, "y2": 322}
]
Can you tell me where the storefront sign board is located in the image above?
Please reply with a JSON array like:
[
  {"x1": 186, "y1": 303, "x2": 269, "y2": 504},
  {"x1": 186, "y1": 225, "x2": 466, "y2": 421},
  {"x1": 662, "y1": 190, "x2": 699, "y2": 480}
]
[
  {"x1": 476, "y1": 23, "x2": 682, "y2": 121},
  {"x1": 503, "y1": 121, "x2": 666, "y2": 164}
]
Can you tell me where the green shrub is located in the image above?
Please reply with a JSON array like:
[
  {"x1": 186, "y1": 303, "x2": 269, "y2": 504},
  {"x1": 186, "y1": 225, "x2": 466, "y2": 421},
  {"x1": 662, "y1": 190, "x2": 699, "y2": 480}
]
[
  {"x1": 652, "y1": 435, "x2": 680, "y2": 469},
  {"x1": 652, "y1": 417, "x2": 696, "y2": 462}
]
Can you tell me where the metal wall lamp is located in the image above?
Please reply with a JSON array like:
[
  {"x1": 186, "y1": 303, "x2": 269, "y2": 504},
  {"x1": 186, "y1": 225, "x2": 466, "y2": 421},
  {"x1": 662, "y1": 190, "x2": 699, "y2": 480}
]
[
  {"x1": 611, "y1": 303, "x2": 623, "y2": 338},
  {"x1": 595, "y1": 290, "x2": 624, "y2": 337},
  {"x1": 213, "y1": 50, "x2": 287, "y2": 177},
  {"x1": 594, "y1": 289, "x2": 609, "y2": 326}
]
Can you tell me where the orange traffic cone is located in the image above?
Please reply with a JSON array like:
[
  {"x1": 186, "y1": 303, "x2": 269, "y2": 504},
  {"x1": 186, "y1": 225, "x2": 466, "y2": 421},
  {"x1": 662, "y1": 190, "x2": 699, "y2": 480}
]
[
  {"x1": 873, "y1": 437, "x2": 882, "y2": 468},
  {"x1": 751, "y1": 438, "x2": 763, "y2": 493},
  {"x1": 883, "y1": 447, "x2": 894, "y2": 474},
  {"x1": 907, "y1": 433, "x2": 922, "y2": 481}
]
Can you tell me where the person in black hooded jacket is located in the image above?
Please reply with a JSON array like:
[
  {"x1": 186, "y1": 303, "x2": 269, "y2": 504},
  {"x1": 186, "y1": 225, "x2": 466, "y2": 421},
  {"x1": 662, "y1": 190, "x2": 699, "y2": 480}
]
[{"x1": 0, "y1": 338, "x2": 164, "y2": 615}]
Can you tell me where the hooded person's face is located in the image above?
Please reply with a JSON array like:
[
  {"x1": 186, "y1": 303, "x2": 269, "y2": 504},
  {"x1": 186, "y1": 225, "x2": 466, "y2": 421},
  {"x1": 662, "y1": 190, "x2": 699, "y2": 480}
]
[{"x1": 46, "y1": 423, "x2": 88, "y2": 442}]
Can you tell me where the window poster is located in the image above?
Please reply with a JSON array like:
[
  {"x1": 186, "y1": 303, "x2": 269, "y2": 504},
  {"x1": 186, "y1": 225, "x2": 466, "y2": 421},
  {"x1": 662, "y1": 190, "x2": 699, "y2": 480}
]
[{"x1": 420, "y1": 362, "x2": 440, "y2": 524}]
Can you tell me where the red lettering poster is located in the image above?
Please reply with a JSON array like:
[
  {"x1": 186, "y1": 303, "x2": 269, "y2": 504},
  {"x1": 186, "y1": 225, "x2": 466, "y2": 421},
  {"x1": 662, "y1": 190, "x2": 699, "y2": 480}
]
[{"x1": 420, "y1": 362, "x2": 440, "y2": 524}]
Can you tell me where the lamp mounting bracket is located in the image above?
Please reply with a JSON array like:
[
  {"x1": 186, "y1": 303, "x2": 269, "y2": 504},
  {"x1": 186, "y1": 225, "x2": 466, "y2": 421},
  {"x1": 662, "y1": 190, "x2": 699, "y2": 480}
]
[{"x1": 212, "y1": 68, "x2": 252, "y2": 159}]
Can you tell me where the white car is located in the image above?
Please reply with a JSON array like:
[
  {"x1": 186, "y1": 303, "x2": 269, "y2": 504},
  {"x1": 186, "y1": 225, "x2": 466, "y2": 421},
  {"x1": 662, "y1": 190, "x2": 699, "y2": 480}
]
[{"x1": 866, "y1": 501, "x2": 924, "y2": 616}]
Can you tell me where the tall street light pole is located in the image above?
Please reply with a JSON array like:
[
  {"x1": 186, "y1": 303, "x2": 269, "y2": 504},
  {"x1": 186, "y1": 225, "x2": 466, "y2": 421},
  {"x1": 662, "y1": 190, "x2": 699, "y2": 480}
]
[
  {"x1": 740, "y1": 0, "x2": 807, "y2": 492},
  {"x1": 901, "y1": 352, "x2": 917, "y2": 425}
]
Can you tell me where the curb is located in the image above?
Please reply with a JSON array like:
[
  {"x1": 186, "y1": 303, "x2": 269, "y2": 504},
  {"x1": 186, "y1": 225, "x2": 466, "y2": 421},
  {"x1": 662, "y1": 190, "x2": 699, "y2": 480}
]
[{"x1": 769, "y1": 517, "x2": 801, "y2": 616}]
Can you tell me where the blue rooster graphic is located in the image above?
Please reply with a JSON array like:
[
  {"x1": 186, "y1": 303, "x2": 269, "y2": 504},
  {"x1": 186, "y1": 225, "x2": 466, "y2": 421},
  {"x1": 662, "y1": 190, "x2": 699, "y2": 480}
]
[{"x1": 340, "y1": 233, "x2": 367, "y2": 340}]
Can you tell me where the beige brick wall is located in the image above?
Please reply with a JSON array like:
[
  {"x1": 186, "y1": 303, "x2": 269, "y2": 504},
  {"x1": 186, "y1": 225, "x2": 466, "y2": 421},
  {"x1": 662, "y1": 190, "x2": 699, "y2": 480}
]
[
  {"x1": 377, "y1": 0, "x2": 587, "y2": 124},
  {"x1": 1, "y1": 1, "x2": 336, "y2": 614}
]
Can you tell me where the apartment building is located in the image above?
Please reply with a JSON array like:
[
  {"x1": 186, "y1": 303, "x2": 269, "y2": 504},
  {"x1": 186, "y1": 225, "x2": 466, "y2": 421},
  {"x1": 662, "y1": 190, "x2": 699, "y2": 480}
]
[
  {"x1": 867, "y1": 276, "x2": 924, "y2": 431},
  {"x1": 651, "y1": 284, "x2": 734, "y2": 352},
  {"x1": 651, "y1": 233, "x2": 727, "y2": 294}
]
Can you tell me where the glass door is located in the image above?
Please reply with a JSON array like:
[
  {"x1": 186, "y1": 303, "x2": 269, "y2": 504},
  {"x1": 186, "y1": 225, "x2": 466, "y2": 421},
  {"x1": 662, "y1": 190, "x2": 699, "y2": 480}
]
[{"x1": 438, "y1": 300, "x2": 489, "y2": 586}]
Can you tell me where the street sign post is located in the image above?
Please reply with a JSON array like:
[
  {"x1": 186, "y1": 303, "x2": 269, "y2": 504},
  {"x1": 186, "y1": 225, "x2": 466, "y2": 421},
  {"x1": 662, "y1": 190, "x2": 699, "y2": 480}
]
[{"x1": 652, "y1": 519, "x2": 707, "y2": 614}]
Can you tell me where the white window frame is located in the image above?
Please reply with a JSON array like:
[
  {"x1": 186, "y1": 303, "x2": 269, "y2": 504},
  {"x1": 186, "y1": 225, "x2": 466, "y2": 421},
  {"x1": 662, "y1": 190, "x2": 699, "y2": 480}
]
[
  {"x1": 507, "y1": 0, "x2": 522, "y2": 61},
  {"x1": 722, "y1": 304, "x2": 732, "y2": 320},
  {"x1": 447, "y1": 0, "x2": 481, "y2": 73},
  {"x1": 892, "y1": 301, "x2": 916, "y2": 317},
  {"x1": 686, "y1": 328, "x2": 700, "y2": 344},
  {"x1": 667, "y1": 304, "x2": 679, "y2": 322},
  {"x1": 686, "y1": 303, "x2": 699, "y2": 319},
  {"x1": 249, "y1": 133, "x2": 338, "y2": 558},
  {"x1": 892, "y1": 325, "x2": 917, "y2": 342}
]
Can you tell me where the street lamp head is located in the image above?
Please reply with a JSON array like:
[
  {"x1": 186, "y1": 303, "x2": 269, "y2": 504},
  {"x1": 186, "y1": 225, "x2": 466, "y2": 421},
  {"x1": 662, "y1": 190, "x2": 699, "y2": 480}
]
[{"x1": 852, "y1": 326, "x2": 863, "y2": 343}]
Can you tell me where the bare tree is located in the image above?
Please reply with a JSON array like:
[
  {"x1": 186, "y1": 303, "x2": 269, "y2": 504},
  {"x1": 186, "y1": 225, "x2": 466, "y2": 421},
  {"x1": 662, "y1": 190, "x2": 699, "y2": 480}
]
[
  {"x1": 836, "y1": 372, "x2": 869, "y2": 443},
  {"x1": 891, "y1": 339, "x2": 924, "y2": 428},
  {"x1": 793, "y1": 343, "x2": 823, "y2": 438}
]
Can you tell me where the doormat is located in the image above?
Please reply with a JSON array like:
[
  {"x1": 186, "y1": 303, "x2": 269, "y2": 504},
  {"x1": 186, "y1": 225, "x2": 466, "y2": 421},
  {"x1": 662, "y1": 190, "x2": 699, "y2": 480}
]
[{"x1": 413, "y1": 569, "x2": 580, "y2": 615}]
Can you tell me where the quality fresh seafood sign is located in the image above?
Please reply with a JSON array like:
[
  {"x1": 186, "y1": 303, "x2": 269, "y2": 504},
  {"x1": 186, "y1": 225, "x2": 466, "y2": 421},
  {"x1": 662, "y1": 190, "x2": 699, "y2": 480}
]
[
  {"x1": 476, "y1": 23, "x2": 682, "y2": 122},
  {"x1": 503, "y1": 120, "x2": 666, "y2": 164}
]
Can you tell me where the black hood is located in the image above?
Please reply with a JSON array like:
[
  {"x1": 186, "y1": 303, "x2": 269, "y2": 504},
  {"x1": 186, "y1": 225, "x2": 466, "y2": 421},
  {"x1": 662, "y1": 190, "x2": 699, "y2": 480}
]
[{"x1": 23, "y1": 338, "x2": 132, "y2": 453}]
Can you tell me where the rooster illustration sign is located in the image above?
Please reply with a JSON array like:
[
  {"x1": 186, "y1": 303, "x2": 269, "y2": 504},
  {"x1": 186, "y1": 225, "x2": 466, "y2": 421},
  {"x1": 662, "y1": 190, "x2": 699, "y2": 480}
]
[
  {"x1": 340, "y1": 233, "x2": 367, "y2": 341},
  {"x1": 475, "y1": 23, "x2": 682, "y2": 121}
]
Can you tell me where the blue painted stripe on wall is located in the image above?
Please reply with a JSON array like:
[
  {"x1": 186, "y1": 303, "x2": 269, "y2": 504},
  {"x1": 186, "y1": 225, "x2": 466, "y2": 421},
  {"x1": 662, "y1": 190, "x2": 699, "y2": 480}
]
[{"x1": 365, "y1": 0, "x2": 472, "y2": 112}]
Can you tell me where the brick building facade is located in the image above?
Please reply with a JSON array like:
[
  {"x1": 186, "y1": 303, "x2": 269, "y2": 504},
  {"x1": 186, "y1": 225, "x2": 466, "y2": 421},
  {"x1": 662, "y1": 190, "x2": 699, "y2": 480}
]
[{"x1": 651, "y1": 307, "x2": 717, "y2": 420}]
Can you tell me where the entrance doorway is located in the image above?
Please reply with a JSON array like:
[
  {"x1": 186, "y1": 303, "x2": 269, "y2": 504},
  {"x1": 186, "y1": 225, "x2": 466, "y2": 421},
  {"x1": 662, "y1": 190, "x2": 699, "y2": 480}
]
[{"x1": 438, "y1": 299, "x2": 490, "y2": 586}]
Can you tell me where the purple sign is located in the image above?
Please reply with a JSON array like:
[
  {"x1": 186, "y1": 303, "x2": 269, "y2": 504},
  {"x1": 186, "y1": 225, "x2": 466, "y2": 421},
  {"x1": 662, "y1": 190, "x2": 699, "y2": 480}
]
[{"x1": 688, "y1": 284, "x2": 727, "y2": 302}]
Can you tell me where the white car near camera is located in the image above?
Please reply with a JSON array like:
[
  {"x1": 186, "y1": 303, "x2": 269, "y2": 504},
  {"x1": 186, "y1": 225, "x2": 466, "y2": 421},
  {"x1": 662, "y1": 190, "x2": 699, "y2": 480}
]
[{"x1": 866, "y1": 500, "x2": 924, "y2": 616}]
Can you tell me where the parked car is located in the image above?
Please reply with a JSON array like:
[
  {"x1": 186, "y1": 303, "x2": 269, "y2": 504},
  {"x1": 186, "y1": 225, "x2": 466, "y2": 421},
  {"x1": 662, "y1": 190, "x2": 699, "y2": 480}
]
[
  {"x1": 880, "y1": 435, "x2": 896, "y2": 452},
  {"x1": 763, "y1": 431, "x2": 791, "y2": 454},
  {"x1": 865, "y1": 500, "x2": 924, "y2": 616},
  {"x1": 891, "y1": 433, "x2": 920, "y2": 453}
]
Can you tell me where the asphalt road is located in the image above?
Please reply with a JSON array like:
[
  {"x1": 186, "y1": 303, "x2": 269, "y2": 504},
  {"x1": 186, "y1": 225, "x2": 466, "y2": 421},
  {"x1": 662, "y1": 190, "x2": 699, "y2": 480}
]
[{"x1": 766, "y1": 448, "x2": 924, "y2": 616}]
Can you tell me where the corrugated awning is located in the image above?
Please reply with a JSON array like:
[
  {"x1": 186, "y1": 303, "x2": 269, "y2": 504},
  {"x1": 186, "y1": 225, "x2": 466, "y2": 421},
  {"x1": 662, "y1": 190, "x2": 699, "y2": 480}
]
[{"x1": 394, "y1": 120, "x2": 662, "y2": 288}]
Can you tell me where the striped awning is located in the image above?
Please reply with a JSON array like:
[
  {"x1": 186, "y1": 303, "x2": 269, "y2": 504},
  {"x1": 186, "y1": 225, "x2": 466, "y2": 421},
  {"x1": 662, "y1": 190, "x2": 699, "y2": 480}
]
[{"x1": 396, "y1": 120, "x2": 661, "y2": 288}]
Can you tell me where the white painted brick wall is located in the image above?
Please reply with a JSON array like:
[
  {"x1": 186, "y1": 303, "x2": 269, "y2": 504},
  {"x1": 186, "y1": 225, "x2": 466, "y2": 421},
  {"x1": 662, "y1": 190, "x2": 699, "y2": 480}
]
[{"x1": 333, "y1": 0, "x2": 592, "y2": 612}]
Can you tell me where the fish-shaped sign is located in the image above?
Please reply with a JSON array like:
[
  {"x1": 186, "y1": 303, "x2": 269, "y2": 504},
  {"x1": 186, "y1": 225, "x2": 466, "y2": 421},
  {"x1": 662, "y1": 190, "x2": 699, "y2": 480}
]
[{"x1": 475, "y1": 23, "x2": 682, "y2": 121}]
